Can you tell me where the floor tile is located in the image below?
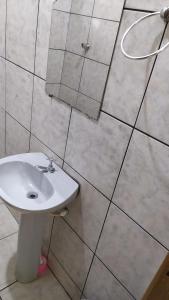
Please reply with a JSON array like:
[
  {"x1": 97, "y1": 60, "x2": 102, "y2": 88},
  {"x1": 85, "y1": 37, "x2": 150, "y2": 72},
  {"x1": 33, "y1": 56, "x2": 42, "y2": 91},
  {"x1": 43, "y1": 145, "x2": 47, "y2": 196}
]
[
  {"x1": 0, "y1": 269, "x2": 70, "y2": 300},
  {"x1": 0, "y1": 205, "x2": 18, "y2": 239},
  {"x1": 0, "y1": 233, "x2": 17, "y2": 290}
]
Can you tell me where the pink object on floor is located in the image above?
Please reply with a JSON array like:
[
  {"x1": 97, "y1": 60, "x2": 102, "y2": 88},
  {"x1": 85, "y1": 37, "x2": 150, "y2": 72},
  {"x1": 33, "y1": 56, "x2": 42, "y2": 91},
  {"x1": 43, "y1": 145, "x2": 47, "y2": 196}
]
[{"x1": 38, "y1": 256, "x2": 47, "y2": 275}]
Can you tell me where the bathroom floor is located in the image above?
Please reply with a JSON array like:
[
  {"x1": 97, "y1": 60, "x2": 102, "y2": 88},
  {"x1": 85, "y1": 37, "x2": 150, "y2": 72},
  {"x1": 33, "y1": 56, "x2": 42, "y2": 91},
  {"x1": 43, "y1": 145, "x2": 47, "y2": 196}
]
[{"x1": 0, "y1": 202, "x2": 70, "y2": 300}]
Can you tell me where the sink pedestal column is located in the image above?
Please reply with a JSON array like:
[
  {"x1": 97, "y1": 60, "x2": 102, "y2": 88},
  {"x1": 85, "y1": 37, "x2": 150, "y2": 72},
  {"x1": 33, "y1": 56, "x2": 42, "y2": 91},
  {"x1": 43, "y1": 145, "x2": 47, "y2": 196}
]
[{"x1": 16, "y1": 213, "x2": 46, "y2": 283}]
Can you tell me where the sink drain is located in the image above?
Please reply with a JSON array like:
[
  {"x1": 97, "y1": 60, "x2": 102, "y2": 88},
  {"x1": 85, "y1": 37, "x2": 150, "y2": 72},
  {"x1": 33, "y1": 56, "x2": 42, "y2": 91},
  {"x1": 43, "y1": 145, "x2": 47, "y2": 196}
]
[{"x1": 27, "y1": 191, "x2": 38, "y2": 199}]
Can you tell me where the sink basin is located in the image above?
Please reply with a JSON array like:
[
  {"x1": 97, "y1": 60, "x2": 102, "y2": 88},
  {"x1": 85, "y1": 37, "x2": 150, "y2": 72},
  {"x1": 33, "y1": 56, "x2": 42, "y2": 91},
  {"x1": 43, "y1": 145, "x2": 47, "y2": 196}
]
[
  {"x1": 0, "y1": 153, "x2": 79, "y2": 283},
  {"x1": 0, "y1": 153, "x2": 79, "y2": 213}
]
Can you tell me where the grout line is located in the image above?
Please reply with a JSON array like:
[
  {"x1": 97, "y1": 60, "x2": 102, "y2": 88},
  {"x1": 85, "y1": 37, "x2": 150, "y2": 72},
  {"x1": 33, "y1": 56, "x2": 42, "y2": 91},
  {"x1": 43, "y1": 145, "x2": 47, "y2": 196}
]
[
  {"x1": 111, "y1": 201, "x2": 169, "y2": 251},
  {"x1": 48, "y1": 266, "x2": 73, "y2": 300},
  {"x1": 1, "y1": 56, "x2": 46, "y2": 81},
  {"x1": 28, "y1": 0, "x2": 41, "y2": 150},
  {"x1": 63, "y1": 161, "x2": 111, "y2": 202},
  {"x1": 95, "y1": 254, "x2": 136, "y2": 299},
  {"x1": 49, "y1": 47, "x2": 110, "y2": 67},
  {"x1": 30, "y1": 133, "x2": 64, "y2": 163},
  {"x1": 4, "y1": 0, "x2": 7, "y2": 155},
  {"x1": 63, "y1": 218, "x2": 95, "y2": 254},
  {"x1": 135, "y1": 127, "x2": 169, "y2": 148},
  {"x1": 52, "y1": 8, "x2": 120, "y2": 23},
  {"x1": 124, "y1": 7, "x2": 155, "y2": 13},
  {"x1": 58, "y1": 0, "x2": 75, "y2": 103},
  {"x1": 51, "y1": 81, "x2": 101, "y2": 105},
  {"x1": 79, "y1": 2, "x2": 130, "y2": 297},
  {"x1": 0, "y1": 231, "x2": 18, "y2": 243},
  {"x1": 0, "y1": 281, "x2": 17, "y2": 293},
  {"x1": 62, "y1": 107, "x2": 72, "y2": 162},
  {"x1": 73, "y1": 0, "x2": 96, "y2": 107},
  {"x1": 99, "y1": 6, "x2": 124, "y2": 114},
  {"x1": 46, "y1": 216, "x2": 55, "y2": 258},
  {"x1": 3, "y1": 3, "x2": 169, "y2": 298},
  {"x1": 80, "y1": 4, "x2": 167, "y2": 298},
  {"x1": 5, "y1": 112, "x2": 30, "y2": 134},
  {"x1": 101, "y1": 110, "x2": 133, "y2": 129},
  {"x1": 49, "y1": 248, "x2": 82, "y2": 293},
  {"x1": 33, "y1": 0, "x2": 40, "y2": 75}
]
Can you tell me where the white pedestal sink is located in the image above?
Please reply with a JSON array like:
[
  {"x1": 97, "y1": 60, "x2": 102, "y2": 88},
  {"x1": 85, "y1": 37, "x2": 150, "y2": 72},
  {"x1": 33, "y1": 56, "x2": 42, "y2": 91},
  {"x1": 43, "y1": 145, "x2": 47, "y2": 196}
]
[{"x1": 0, "y1": 153, "x2": 79, "y2": 283}]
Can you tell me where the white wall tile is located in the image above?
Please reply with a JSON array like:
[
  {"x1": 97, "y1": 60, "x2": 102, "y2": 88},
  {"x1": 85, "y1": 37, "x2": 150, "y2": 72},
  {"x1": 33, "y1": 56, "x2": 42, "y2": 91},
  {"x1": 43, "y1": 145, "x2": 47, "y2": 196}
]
[
  {"x1": 0, "y1": 58, "x2": 5, "y2": 109},
  {"x1": 66, "y1": 14, "x2": 91, "y2": 56},
  {"x1": 0, "y1": 108, "x2": 5, "y2": 158},
  {"x1": 35, "y1": 0, "x2": 54, "y2": 79},
  {"x1": 76, "y1": 93, "x2": 100, "y2": 120},
  {"x1": 0, "y1": 233, "x2": 17, "y2": 290},
  {"x1": 103, "y1": 10, "x2": 165, "y2": 125},
  {"x1": 114, "y1": 130, "x2": 169, "y2": 249},
  {"x1": 86, "y1": 19, "x2": 119, "y2": 65},
  {"x1": 51, "y1": 218, "x2": 93, "y2": 290},
  {"x1": 71, "y1": 0, "x2": 94, "y2": 16},
  {"x1": 137, "y1": 27, "x2": 169, "y2": 144},
  {"x1": 53, "y1": 0, "x2": 72, "y2": 12},
  {"x1": 30, "y1": 134, "x2": 63, "y2": 167},
  {"x1": 31, "y1": 77, "x2": 71, "y2": 159},
  {"x1": 0, "y1": 204, "x2": 18, "y2": 239},
  {"x1": 46, "y1": 50, "x2": 64, "y2": 83},
  {"x1": 59, "y1": 84, "x2": 78, "y2": 107},
  {"x1": 63, "y1": 163, "x2": 109, "y2": 251},
  {"x1": 97, "y1": 205, "x2": 167, "y2": 299},
  {"x1": 6, "y1": 114, "x2": 30, "y2": 155},
  {"x1": 79, "y1": 59, "x2": 108, "y2": 102},
  {"x1": 65, "y1": 110, "x2": 131, "y2": 198},
  {"x1": 49, "y1": 10, "x2": 69, "y2": 50},
  {"x1": 84, "y1": 257, "x2": 132, "y2": 300},
  {"x1": 6, "y1": 0, "x2": 39, "y2": 72},
  {"x1": 93, "y1": 0, "x2": 125, "y2": 21},
  {"x1": 6, "y1": 62, "x2": 33, "y2": 130},
  {"x1": 125, "y1": 0, "x2": 169, "y2": 11},
  {"x1": 0, "y1": 0, "x2": 6, "y2": 57},
  {"x1": 48, "y1": 251, "x2": 82, "y2": 300},
  {"x1": 61, "y1": 52, "x2": 84, "y2": 90}
]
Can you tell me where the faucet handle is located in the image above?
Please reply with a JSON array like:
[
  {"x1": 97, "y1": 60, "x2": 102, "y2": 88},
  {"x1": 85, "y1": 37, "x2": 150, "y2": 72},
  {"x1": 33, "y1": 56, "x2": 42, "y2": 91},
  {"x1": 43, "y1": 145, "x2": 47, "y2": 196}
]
[{"x1": 47, "y1": 157, "x2": 55, "y2": 173}]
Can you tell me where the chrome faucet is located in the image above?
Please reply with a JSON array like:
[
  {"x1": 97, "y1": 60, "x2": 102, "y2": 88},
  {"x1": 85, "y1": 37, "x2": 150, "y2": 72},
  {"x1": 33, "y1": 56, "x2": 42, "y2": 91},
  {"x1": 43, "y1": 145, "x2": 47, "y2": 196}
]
[{"x1": 37, "y1": 158, "x2": 55, "y2": 173}]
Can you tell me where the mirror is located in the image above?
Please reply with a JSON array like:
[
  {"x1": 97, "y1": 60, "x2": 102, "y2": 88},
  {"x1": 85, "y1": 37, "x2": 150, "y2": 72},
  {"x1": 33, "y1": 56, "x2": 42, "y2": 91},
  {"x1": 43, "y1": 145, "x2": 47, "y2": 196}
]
[{"x1": 46, "y1": 0, "x2": 115, "y2": 119}]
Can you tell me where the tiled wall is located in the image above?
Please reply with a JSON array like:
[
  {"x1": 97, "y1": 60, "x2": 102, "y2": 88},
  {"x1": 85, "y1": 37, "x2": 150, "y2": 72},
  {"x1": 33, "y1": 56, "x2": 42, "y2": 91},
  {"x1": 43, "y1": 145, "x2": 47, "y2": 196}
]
[{"x1": 0, "y1": 0, "x2": 169, "y2": 299}]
